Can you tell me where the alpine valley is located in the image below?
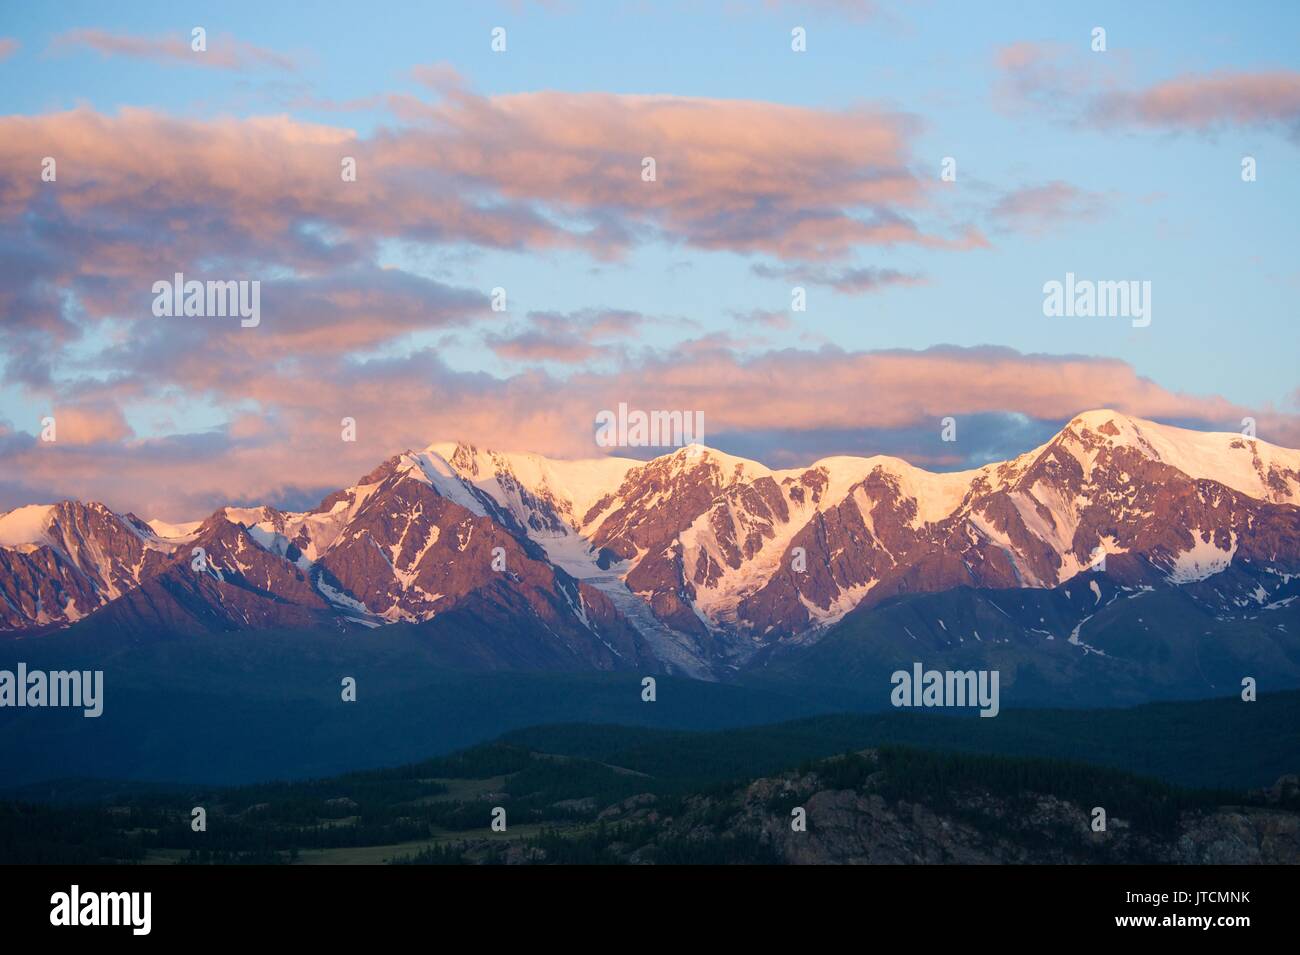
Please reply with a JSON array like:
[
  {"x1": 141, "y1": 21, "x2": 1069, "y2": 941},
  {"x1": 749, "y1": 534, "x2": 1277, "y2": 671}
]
[{"x1": 2, "y1": 408, "x2": 1299, "y2": 715}]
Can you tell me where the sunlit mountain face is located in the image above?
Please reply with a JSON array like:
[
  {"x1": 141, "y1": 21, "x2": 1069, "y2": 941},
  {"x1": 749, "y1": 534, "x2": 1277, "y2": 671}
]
[{"x1": 4, "y1": 412, "x2": 1298, "y2": 700}]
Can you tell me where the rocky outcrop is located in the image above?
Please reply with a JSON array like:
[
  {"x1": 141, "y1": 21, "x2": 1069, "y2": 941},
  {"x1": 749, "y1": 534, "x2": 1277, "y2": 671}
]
[{"x1": 586, "y1": 750, "x2": 1300, "y2": 865}]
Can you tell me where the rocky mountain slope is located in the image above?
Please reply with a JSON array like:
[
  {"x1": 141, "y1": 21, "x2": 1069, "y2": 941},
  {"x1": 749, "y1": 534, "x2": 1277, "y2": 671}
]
[{"x1": 0, "y1": 454, "x2": 650, "y2": 672}]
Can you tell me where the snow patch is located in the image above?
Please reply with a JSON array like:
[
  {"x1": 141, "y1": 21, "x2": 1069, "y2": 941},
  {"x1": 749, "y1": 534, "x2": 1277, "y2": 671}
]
[{"x1": 1167, "y1": 533, "x2": 1237, "y2": 584}]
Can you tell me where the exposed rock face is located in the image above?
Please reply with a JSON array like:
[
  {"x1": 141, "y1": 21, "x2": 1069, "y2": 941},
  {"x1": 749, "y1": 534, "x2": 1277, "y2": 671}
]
[
  {"x1": 416, "y1": 748, "x2": 1300, "y2": 866},
  {"x1": 730, "y1": 413, "x2": 1300, "y2": 641},
  {"x1": 84, "y1": 512, "x2": 338, "y2": 636},
  {"x1": 0, "y1": 452, "x2": 650, "y2": 670},
  {"x1": 1172, "y1": 808, "x2": 1300, "y2": 864},
  {"x1": 432, "y1": 412, "x2": 1299, "y2": 662},
  {"x1": 585, "y1": 447, "x2": 774, "y2": 640},
  {"x1": 1, "y1": 411, "x2": 1297, "y2": 680},
  {"x1": 0, "y1": 502, "x2": 172, "y2": 630},
  {"x1": 586, "y1": 750, "x2": 1300, "y2": 865}
]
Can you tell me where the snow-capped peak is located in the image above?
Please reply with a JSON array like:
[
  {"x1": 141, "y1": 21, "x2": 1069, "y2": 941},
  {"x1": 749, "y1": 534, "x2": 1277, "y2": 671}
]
[
  {"x1": 1058, "y1": 409, "x2": 1300, "y2": 504},
  {"x1": 146, "y1": 518, "x2": 203, "y2": 541},
  {"x1": 0, "y1": 503, "x2": 58, "y2": 549}
]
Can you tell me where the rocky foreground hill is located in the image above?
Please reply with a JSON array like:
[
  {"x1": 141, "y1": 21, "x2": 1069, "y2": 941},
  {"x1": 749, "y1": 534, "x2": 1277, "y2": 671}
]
[
  {"x1": 400, "y1": 749, "x2": 1300, "y2": 866},
  {"x1": 556, "y1": 753, "x2": 1300, "y2": 865}
]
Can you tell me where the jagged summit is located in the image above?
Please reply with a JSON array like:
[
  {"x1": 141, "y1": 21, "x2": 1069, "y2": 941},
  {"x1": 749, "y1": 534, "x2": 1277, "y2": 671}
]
[{"x1": 417, "y1": 410, "x2": 1299, "y2": 496}]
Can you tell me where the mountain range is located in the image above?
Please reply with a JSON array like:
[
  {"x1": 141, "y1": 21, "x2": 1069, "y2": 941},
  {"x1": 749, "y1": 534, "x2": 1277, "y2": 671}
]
[{"x1": 3, "y1": 410, "x2": 1299, "y2": 701}]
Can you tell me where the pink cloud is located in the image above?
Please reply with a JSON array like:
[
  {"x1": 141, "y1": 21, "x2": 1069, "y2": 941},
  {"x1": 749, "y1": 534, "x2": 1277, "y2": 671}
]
[
  {"x1": 47, "y1": 405, "x2": 133, "y2": 445},
  {"x1": 0, "y1": 38, "x2": 18, "y2": 62},
  {"x1": 487, "y1": 331, "x2": 605, "y2": 364},
  {"x1": 484, "y1": 309, "x2": 644, "y2": 364},
  {"x1": 0, "y1": 92, "x2": 962, "y2": 341},
  {"x1": 1090, "y1": 70, "x2": 1300, "y2": 133},
  {"x1": 409, "y1": 61, "x2": 467, "y2": 93},
  {"x1": 384, "y1": 88, "x2": 972, "y2": 259},
  {"x1": 3, "y1": 345, "x2": 1293, "y2": 520},
  {"x1": 995, "y1": 45, "x2": 1300, "y2": 139},
  {"x1": 0, "y1": 91, "x2": 984, "y2": 400}
]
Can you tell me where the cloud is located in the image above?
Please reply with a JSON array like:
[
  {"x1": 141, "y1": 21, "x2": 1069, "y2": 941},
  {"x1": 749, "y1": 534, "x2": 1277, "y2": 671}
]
[
  {"x1": 0, "y1": 92, "x2": 967, "y2": 353},
  {"x1": 409, "y1": 61, "x2": 467, "y2": 93},
  {"x1": 993, "y1": 41, "x2": 1100, "y2": 120},
  {"x1": 3, "y1": 344, "x2": 1292, "y2": 520},
  {"x1": 0, "y1": 91, "x2": 989, "y2": 417},
  {"x1": 240, "y1": 269, "x2": 488, "y2": 355},
  {"x1": 1089, "y1": 70, "x2": 1300, "y2": 138},
  {"x1": 52, "y1": 28, "x2": 297, "y2": 71},
  {"x1": 752, "y1": 261, "x2": 927, "y2": 294},
  {"x1": 387, "y1": 87, "x2": 975, "y2": 260},
  {"x1": 486, "y1": 309, "x2": 645, "y2": 364},
  {"x1": 989, "y1": 181, "x2": 1108, "y2": 235},
  {"x1": 0, "y1": 38, "x2": 18, "y2": 62},
  {"x1": 487, "y1": 330, "x2": 605, "y2": 364},
  {"x1": 995, "y1": 44, "x2": 1300, "y2": 140},
  {"x1": 47, "y1": 405, "x2": 133, "y2": 444},
  {"x1": 0, "y1": 70, "x2": 1287, "y2": 519},
  {"x1": 0, "y1": 107, "x2": 559, "y2": 363}
]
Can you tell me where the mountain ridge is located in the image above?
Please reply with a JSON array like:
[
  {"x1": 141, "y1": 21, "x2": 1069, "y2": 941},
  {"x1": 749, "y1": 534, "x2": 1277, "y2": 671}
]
[{"x1": 3, "y1": 409, "x2": 1299, "y2": 688}]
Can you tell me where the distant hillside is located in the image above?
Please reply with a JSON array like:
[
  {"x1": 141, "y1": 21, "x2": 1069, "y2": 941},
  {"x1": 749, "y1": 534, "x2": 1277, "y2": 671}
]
[
  {"x1": 502, "y1": 689, "x2": 1300, "y2": 791},
  {"x1": 3, "y1": 620, "x2": 1296, "y2": 792},
  {"x1": 0, "y1": 627, "x2": 849, "y2": 789},
  {"x1": 3, "y1": 717, "x2": 1296, "y2": 864}
]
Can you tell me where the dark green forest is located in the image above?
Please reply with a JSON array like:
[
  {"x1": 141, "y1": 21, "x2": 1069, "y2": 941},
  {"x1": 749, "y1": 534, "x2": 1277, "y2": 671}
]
[{"x1": 3, "y1": 690, "x2": 1296, "y2": 864}]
